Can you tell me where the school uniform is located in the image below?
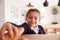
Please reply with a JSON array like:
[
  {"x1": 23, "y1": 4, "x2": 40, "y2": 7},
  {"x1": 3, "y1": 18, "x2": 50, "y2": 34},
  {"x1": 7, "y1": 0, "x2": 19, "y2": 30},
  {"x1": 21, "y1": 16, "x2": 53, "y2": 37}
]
[{"x1": 11, "y1": 22, "x2": 45, "y2": 34}]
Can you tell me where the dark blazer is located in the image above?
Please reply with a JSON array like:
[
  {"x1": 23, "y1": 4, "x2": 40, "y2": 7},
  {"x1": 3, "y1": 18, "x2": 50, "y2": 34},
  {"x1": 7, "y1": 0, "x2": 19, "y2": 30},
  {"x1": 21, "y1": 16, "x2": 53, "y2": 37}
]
[{"x1": 11, "y1": 22, "x2": 45, "y2": 34}]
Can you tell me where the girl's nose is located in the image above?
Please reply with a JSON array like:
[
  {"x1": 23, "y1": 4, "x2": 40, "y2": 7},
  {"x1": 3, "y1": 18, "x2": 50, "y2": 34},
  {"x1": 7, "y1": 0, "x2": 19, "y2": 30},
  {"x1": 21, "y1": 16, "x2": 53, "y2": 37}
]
[
  {"x1": 31, "y1": 18, "x2": 35, "y2": 23},
  {"x1": 31, "y1": 18, "x2": 34, "y2": 21}
]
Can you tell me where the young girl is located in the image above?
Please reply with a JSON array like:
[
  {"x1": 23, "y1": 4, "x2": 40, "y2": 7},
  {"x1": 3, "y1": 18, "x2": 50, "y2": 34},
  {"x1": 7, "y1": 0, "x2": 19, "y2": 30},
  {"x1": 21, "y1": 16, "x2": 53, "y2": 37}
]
[{"x1": 1, "y1": 9, "x2": 45, "y2": 40}]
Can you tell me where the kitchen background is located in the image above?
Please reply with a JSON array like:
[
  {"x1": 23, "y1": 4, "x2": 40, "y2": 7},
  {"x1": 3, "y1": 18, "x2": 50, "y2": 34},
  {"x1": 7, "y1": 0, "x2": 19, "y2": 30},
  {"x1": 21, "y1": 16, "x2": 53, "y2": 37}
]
[{"x1": 0, "y1": 0, "x2": 60, "y2": 28}]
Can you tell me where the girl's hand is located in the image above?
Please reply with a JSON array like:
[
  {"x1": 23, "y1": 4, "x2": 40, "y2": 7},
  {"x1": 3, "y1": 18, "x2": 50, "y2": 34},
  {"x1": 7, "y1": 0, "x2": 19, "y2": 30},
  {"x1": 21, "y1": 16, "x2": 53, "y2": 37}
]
[
  {"x1": 1, "y1": 23, "x2": 18, "y2": 40},
  {"x1": 1, "y1": 27, "x2": 24, "y2": 40}
]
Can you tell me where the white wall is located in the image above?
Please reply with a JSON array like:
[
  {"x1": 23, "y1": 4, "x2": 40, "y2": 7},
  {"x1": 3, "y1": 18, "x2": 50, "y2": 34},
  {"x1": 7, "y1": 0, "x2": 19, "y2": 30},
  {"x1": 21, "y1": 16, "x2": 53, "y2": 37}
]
[
  {"x1": 0, "y1": 0, "x2": 21, "y2": 28},
  {"x1": 0, "y1": 0, "x2": 5, "y2": 28},
  {"x1": 5, "y1": 0, "x2": 60, "y2": 25},
  {"x1": 15, "y1": 0, "x2": 60, "y2": 25},
  {"x1": 5, "y1": 0, "x2": 22, "y2": 25},
  {"x1": 0, "y1": 0, "x2": 60, "y2": 28}
]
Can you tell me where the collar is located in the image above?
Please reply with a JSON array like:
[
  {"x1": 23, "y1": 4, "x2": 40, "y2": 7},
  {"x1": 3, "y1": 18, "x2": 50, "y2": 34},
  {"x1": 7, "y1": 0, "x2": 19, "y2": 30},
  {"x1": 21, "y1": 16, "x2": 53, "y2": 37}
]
[{"x1": 30, "y1": 26, "x2": 38, "y2": 30}]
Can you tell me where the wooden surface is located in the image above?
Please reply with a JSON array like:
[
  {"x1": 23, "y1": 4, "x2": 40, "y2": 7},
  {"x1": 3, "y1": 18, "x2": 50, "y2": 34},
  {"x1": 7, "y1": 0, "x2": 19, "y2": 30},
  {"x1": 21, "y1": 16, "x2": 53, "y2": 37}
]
[
  {"x1": 2, "y1": 34, "x2": 60, "y2": 40},
  {"x1": 43, "y1": 24, "x2": 60, "y2": 34},
  {"x1": 43, "y1": 24, "x2": 60, "y2": 28},
  {"x1": 21, "y1": 34, "x2": 60, "y2": 40}
]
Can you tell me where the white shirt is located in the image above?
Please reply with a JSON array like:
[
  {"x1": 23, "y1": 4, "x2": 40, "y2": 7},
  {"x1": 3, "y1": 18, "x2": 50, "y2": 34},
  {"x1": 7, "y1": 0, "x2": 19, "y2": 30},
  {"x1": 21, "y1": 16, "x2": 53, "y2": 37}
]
[
  {"x1": 26, "y1": 22, "x2": 39, "y2": 34},
  {"x1": 30, "y1": 26, "x2": 39, "y2": 34}
]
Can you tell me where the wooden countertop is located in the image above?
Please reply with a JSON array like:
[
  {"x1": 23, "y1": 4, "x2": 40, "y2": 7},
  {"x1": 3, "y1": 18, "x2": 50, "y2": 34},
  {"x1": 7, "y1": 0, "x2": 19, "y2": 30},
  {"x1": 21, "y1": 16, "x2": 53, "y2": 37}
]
[
  {"x1": 42, "y1": 24, "x2": 60, "y2": 29},
  {"x1": 1, "y1": 34, "x2": 60, "y2": 40}
]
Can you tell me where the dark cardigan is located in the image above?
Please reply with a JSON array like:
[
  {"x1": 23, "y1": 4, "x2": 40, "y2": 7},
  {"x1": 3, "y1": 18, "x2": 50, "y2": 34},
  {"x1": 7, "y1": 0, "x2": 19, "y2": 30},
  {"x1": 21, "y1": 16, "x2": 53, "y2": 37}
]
[{"x1": 11, "y1": 22, "x2": 45, "y2": 34}]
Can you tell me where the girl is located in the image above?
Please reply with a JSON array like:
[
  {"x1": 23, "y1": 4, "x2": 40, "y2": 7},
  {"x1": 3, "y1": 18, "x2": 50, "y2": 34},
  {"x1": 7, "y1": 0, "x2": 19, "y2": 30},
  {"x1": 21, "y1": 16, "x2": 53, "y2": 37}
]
[{"x1": 1, "y1": 9, "x2": 45, "y2": 40}]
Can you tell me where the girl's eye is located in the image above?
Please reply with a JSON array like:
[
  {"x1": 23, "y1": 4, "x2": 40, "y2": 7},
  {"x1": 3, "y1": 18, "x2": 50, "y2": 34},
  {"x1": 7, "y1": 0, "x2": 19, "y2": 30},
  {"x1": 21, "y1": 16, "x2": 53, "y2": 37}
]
[
  {"x1": 35, "y1": 18, "x2": 38, "y2": 19},
  {"x1": 28, "y1": 16, "x2": 38, "y2": 19}
]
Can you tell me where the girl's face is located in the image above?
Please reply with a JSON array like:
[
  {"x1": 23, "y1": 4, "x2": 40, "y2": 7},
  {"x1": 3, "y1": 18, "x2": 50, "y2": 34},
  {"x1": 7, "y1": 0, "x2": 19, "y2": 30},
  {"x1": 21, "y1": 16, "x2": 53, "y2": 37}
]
[{"x1": 26, "y1": 11, "x2": 40, "y2": 28}]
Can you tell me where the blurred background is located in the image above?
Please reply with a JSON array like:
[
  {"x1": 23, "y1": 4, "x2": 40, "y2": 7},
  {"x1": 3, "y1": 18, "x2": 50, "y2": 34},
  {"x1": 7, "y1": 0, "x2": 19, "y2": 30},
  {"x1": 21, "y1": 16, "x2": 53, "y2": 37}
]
[{"x1": 0, "y1": 0, "x2": 60, "y2": 34}]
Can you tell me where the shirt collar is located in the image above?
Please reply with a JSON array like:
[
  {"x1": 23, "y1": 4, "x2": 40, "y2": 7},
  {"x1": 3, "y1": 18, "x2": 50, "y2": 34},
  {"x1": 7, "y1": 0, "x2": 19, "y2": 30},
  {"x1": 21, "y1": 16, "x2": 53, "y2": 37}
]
[{"x1": 30, "y1": 26, "x2": 38, "y2": 30}]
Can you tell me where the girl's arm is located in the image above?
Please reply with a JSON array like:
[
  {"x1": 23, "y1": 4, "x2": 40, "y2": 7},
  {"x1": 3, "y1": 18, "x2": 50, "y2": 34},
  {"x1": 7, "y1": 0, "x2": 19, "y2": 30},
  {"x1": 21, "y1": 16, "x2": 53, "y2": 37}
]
[
  {"x1": 1, "y1": 22, "x2": 24, "y2": 40},
  {"x1": 2, "y1": 27, "x2": 24, "y2": 40}
]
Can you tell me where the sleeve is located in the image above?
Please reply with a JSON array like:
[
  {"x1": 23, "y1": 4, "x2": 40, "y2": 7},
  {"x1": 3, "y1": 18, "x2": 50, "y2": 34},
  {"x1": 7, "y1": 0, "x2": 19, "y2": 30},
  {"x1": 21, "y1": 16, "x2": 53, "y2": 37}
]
[
  {"x1": 41, "y1": 26, "x2": 46, "y2": 34},
  {"x1": 6, "y1": 22, "x2": 19, "y2": 27},
  {"x1": 19, "y1": 23, "x2": 29, "y2": 34},
  {"x1": 38, "y1": 25, "x2": 46, "y2": 34}
]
